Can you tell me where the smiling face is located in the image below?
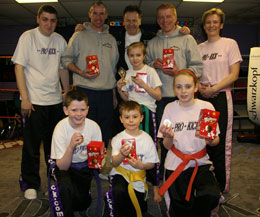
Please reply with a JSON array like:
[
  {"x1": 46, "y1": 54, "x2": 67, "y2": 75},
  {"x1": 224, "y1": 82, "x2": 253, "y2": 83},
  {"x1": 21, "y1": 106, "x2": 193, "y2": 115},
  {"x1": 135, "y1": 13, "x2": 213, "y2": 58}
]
[
  {"x1": 174, "y1": 74, "x2": 198, "y2": 107},
  {"x1": 120, "y1": 109, "x2": 143, "y2": 135},
  {"x1": 124, "y1": 11, "x2": 141, "y2": 36},
  {"x1": 128, "y1": 46, "x2": 145, "y2": 70},
  {"x1": 37, "y1": 11, "x2": 57, "y2": 37},
  {"x1": 88, "y1": 4, "x2": 108, "y2": 32},
  {"x1": 204, "y1": 13, "x2": 223, "y2": 39},
  {"x1": 64, "y1": 100, "x2": 89, "y2": 129},
  {"x1": 157, "y1": 8, "x2": 177, "y2": 36}
]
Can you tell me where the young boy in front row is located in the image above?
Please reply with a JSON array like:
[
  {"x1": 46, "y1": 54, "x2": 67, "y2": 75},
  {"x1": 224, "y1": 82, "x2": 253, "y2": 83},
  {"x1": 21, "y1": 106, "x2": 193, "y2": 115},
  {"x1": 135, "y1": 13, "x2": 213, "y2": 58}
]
[
  {"x1": 110, "y1": 101, "x2": 159, "y2": 217},
  {"x1": 158, "y1": 69, "x2": 221, "y2": 217},
  {"x1": 51, "y1": 90, "x2": 102, "y2": 216},
  {"x1": 117, "y1": 41, "x2": 162, "y2": 203}
]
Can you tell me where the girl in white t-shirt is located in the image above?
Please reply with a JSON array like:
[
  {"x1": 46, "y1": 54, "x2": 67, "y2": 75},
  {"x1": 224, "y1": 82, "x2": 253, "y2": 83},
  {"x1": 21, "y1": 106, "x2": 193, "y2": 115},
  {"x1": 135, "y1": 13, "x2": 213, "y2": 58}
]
[
  {"x1": 158, "y1": 69, "x2": 221, "y2": 217},
  {"x1": 117, "y1": 42, "x2": 162, "y2": 202}
]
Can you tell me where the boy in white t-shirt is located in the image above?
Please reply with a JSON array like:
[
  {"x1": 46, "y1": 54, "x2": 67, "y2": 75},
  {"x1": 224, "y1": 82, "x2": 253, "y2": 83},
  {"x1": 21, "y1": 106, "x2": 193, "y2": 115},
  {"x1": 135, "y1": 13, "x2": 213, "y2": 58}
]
[
  {"x1": 109, "y1": 101, "x2": 159, "y2": 217},
  {"x1": 51, "y1": 90, "x2": 102, "y2": 216}
]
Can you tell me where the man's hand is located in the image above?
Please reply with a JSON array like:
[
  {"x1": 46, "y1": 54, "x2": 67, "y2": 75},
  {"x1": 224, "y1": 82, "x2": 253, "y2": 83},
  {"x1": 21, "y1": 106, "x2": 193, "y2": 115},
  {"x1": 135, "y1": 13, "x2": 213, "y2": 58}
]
[
  {"x1": 153, "y1": 58, "x2": 163, "y2": 69},
  {"x1": 79, "y1": 69, "x2": 100, "y2": 79},
  {"x1": 161, "y1": 60, "x2": 179, "y2": 77},
  {"x1": 179, "y1": 26, "x2": 190, "y2": 35},
  {"x1": 21, "y1": 99, "x2": 35, "y2": 117},
  {"x1": 74, "y1": 24, "x2": 85, "y2": 32},
  {"x1": 154, "y1": 59, "x2": 179, "y2": 76}
]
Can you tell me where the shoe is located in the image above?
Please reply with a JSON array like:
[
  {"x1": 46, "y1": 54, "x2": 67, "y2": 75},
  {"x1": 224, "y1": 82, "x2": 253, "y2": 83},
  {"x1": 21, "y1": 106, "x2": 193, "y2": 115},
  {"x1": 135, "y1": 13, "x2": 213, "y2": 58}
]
[
  {"x1": 219, "y1": 195, "x2": 225, "y2": 204},
  {"x1": 24, "y1": 189, "x2": 37, "y2": 200},
  {"x1": 99, "y1": 173, "x2": 109, "y2": 180}
]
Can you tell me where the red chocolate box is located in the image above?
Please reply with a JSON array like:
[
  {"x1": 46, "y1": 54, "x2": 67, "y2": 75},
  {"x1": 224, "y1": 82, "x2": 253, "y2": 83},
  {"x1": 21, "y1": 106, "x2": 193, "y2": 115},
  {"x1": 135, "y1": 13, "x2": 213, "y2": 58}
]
[
  {"x1": 122, "y1": 138, "x2": 137, "y2": 164},
  {"x1": 197, "y1": 109, "x2": 220, "y2": 140},
  {"x1": 163, "y1": 49, "x2": 174, "y2": 68},
  {"x1": 86, "y1": 55, "x2": 100, "y2": 74},
  {"x1": 134, "y1": 72, "x2": 147, "y2": 93},
  {"x1": 87, "y1": 141, "x2": 106, "y2": 169}
]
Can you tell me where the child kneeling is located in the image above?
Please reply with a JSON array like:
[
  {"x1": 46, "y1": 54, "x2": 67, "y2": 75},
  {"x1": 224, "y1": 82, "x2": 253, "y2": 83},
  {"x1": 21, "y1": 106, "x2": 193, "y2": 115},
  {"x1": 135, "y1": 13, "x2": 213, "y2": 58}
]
[
  {"x1": 158, "y1": 69, "x2": 221, "y2": 217},
  {"x1": 50, "y1": 90, "x2": 102, "y2": 216},
  {"x1": 110, "y1": 101, "x2": 159, "y2": 217}
]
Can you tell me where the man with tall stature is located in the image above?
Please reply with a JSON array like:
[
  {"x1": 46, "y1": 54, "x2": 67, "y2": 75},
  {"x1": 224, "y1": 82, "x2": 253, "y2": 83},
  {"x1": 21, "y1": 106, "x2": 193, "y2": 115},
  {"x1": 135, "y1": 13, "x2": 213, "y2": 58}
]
[
  {"x1": 146, "y1": 3, "x2": 203, "y2": 177},
  {"x1": 61, "y1": 1, "x2": 119, "y2": 152},
  {"x1": 12, "y1": 5, "x2": 69, "y2": 200}
]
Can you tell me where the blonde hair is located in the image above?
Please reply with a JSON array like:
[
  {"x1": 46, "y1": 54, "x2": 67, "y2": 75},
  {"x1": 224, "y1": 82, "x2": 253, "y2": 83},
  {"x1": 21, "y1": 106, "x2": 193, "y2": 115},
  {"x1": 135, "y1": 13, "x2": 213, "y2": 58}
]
[
  {"x1": 157, "y1": 3, "x2": 177, "y2": 16},
  {"x1": 127, "y1": 42, "x2": 146, "y2": 56},
  {"x1": 202, "y1": 8, "x2": 225, "y2": 25}
]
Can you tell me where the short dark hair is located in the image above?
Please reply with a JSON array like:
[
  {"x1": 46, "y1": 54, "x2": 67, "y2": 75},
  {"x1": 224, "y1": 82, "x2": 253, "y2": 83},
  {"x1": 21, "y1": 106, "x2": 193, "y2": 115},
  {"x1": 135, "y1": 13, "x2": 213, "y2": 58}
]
[
  {"x1": 119, "y1": 101, "x2": 142, "y2": 116},
  {"x1": 89, "y1": 1, "x2": 107, "y2": 14},
  {"x1": 64, "y1": 90, "x2": 88, "y2": 107},
  {"x1": 123, "y1": 5, "x2": 142, "y2": 18},
  {"x1": 37, "y1": 5, "x2": 58, "y2": 17}
]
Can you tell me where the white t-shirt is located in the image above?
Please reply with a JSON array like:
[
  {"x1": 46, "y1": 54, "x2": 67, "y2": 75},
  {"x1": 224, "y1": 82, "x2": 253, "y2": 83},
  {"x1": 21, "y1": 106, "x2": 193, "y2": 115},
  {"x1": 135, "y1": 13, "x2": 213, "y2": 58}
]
[
  {"x1": 51, "y1": 117, "x2": 102, "y2": 163},
  {"x1": 157, "y1": 99, "x2": 220, "y2": 171},
  {"x1": 12, "y1": 27, "x2": 67, "y2": 105},
  {"x1": 110, "y1": 130, "x2": 159, "y2": 192},
  {"x1": 124, "y1": 31, "x2": 142, "y2": 69},
  {"x1": 198, "y1": 37, "x2": 242, "y2": 91},
  {"x1": 121, "y1": 64, "x2": 162, "y2": 112}
]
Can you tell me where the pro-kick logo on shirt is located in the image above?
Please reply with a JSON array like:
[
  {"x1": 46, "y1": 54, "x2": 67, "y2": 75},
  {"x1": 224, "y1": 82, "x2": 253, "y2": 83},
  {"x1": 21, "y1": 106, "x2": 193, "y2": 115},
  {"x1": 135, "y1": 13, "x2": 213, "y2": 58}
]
[
  {"x1": 173, "y1": 121, "x2": 198, "y2": 132},
  {"x1": 39, "y1": 48, "x2": 57, "y2": 55},
  {"x1": 202, "y1": 53, "x2": 219, "y2": 61}
]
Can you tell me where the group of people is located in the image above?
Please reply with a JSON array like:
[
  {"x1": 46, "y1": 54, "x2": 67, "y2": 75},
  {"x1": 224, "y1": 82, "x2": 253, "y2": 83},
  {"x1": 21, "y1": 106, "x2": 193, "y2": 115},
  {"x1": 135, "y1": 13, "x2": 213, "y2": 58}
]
[{"x1": 12, "y1": 1, "x2": 242, "y2": 217}]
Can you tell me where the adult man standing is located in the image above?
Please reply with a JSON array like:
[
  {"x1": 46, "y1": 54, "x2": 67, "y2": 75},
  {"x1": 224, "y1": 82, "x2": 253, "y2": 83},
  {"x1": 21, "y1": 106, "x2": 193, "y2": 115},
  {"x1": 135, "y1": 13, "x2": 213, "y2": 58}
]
[
  {"x1": 61, "y1": 1, "x2": 119, "y2": 151},
  {"x1": 12, "y1": 5, "x2": 69, "y2": 200},
  {"x1": 146, "y1": 3, "x2": 203, "y2": 175},
  {"x1": 115, "y1": 5, "x2": 155, "y2": 71}
]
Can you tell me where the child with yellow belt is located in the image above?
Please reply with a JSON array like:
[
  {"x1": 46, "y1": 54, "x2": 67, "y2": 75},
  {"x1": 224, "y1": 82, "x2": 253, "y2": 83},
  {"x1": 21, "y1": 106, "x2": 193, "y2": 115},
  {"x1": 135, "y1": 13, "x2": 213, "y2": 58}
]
[{"x1": 109, "y1": 101, "x2": 159, "y2": 217}]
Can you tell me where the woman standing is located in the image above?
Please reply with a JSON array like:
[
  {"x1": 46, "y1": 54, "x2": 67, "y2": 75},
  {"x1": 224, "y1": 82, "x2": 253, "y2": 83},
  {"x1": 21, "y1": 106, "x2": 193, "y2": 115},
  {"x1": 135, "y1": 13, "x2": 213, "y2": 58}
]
[{"x1": 198, "y1": 8, "x2": 242, "y2": 193}]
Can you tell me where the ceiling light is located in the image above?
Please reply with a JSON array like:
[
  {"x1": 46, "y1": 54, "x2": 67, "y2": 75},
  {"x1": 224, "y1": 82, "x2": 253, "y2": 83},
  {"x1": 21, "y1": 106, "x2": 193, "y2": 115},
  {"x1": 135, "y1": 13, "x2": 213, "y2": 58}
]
[
  {"x1": 16, "y1": 0, "x2": 58, "y2": 3},
  {"x1": 183, "y1": 0, "x2": 224, "y2": 2}
]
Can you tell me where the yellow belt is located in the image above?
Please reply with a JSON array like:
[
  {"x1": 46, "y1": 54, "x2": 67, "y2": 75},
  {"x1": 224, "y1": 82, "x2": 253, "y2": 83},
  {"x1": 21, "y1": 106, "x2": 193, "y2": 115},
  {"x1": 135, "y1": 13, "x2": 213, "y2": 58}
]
[{"x1": 115, "y1": 166, "x2": 148, "y2": 217}]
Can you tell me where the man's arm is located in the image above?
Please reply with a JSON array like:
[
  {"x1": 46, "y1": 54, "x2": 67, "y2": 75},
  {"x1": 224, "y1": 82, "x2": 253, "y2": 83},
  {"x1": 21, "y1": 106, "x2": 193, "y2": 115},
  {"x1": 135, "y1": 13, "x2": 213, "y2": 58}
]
[
  {"x1": 61, "y1": 32, "x2": 98, "y2": 79},
  {"x1": 67, "y1": 62, "x2": 99, "y2": 79},
  {"x1": 59, "y1": 68, "x2": 70, "y2": 96},
  {"x1": 15, "y1": 64, "x2": 34, "y2": 117}
]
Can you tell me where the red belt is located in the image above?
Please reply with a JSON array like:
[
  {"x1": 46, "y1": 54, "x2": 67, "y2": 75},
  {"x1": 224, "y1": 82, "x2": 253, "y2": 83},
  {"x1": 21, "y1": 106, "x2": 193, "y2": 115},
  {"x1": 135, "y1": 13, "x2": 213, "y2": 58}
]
[{"x1": 158, "y1": 145, "x2": 207, "y2": 201}]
